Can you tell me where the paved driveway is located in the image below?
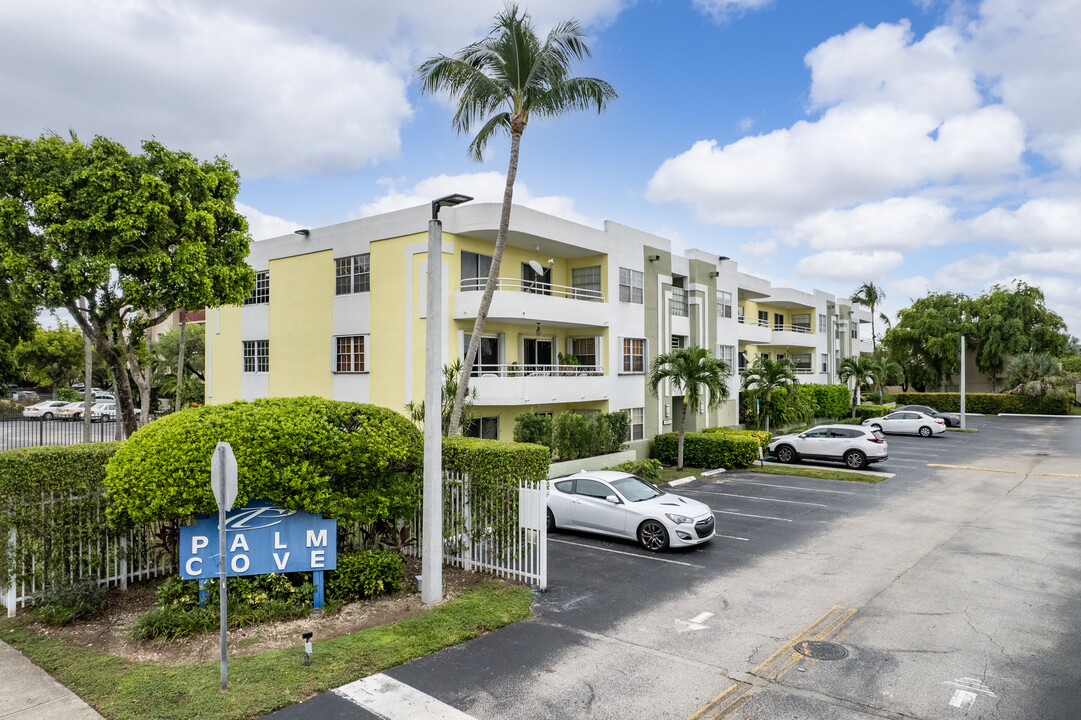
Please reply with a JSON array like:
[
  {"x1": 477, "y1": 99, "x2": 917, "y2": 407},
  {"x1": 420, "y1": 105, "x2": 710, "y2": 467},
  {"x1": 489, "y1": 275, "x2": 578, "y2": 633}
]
[{"x1": 269, "y1": 416, "x2": 1081, "y2": 720}]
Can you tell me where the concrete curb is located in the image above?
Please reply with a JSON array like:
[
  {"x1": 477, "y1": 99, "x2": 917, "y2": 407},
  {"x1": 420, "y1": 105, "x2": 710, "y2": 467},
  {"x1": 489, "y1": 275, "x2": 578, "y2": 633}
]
[{"x1": 0, "y1": 639, "x2": 104, "y2": 719}]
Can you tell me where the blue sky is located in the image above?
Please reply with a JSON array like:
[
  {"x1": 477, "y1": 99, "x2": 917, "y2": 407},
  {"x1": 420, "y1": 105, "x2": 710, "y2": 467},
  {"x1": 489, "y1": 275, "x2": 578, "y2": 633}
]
[{"x1": 3, "y1": 0, "x2": 1079, "y2": 335}]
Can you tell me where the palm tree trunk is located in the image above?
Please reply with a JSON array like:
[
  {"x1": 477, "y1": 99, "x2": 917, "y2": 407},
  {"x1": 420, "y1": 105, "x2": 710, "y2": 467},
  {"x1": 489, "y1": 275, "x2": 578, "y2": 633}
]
[
  {"x1": 763, "y1": 390, "x2": 771, "y2": 433},
  {"x1": 176, "y1": 309, "x2": 187, "y2": 412},
  {"x1": 870, "y1": 302, "x2": 877, "y2": 353},
  {"x1": 448, "y1": 123, "x2": 523, "y2": 436},
  {"x1": 852, "y1": 385, "x2": 858, "y2": 416}
]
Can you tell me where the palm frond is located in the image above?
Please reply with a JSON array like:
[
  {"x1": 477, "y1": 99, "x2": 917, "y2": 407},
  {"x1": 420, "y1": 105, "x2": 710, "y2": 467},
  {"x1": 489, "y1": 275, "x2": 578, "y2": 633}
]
[{"x1": 466, "y1": 113, "x2": 512, "y2": 161}]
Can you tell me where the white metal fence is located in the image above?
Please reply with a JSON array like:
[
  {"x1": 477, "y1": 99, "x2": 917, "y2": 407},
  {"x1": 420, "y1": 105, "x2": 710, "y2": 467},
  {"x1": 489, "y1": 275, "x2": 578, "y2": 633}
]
[{"x1": 413, "y1": 471, "x2": 547, "y2": 590}]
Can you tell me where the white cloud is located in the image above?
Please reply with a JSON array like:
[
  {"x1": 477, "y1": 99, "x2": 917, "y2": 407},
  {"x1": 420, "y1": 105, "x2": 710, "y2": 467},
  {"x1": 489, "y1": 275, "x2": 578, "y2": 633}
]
[
  {"x1": 237, "y1": 203, "x2": 301, "y2": 242},
  {"x1": 784, "y1": 197, "x2": 957, "y2": 251},
  {"x1": 795, "y1": 250, "x2": 904, "y2": 281},
  {"x1": 969, "y1": 198, "x2": 1081, "y2": 248},
  {"x1": 359, "y1": 172, "x2": 593, "y2": 226},
  {"x1": 738, "y1": 238, "x2": 777, "y2": 259},
  {"x1": 885, "y1": 275, "x2": 933, "y2": 304},
  {"x1": 693, "y1": 0, "x2": 774, "y2": 22},
  {"x1": 933, "y1": 254, "x2": 1004, "y2": 287}
]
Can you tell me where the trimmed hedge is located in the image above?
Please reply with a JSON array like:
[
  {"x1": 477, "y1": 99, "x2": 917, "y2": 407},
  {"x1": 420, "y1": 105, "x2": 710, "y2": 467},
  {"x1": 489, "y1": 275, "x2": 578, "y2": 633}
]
[
  {"x1": 442, "y1": 436, "x2": 550, "y2": 484},
  {"x1": 854, "y1": 404, "x2": 890, "y2": 421},
  {"x1": 653, "y1": 432, "x2": 758, "y2": 469},
  {"x1": 327, "y1": 549, "x2": 404, "y2": 602},
  {"x1": 896, "y1": 392, "x2": 1071, "y2": 415},
  {"x1": 105, "y1": 398, "x2": 423, "y2": 525},
  {"x1": 513, "y1": 411, "x2": 628, "y2": 460},
  {"x1": 801, "y1": 384, "x2": 851, "y2": 418},
  {"x1": 703, "y1": 427, "x2": 772, "y2": 448}
]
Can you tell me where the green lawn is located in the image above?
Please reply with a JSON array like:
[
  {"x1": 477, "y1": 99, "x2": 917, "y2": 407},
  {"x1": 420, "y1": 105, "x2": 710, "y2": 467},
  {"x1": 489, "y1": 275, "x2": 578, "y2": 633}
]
[
  {"x1": 0, "y1": 582, "x2": 533, "y2": 720},
  {"x1": 743, "y1": 464, "x2": 885, "y2": 483}
]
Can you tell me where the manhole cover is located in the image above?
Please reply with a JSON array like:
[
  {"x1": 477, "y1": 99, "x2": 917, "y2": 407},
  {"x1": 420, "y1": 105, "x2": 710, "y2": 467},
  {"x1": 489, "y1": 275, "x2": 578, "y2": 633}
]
[
  {"x1": 1034, "y1": 452, "x2": 1049, "y2": 456},
  {"x1": 795, "y1": 641, "x2": 848, "y2": 660}
]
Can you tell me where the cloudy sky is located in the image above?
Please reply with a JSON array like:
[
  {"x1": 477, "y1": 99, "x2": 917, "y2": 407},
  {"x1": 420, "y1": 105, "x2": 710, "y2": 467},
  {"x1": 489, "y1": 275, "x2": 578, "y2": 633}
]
[{"x1": 2, "y1": 0, "x2": 1078, "y2": 335}]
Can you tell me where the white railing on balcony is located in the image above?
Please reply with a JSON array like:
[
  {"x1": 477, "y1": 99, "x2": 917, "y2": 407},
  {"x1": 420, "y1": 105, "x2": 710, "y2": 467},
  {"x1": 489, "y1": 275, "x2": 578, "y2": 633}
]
[
  {"x1": 470, "y1": 362, "x2": 604, "y2": 377},
  {"x1": 737, "y1": 318, "x2": 813, "y2": 334},
  {"x1": 458, "y1": 278, "x2": 605, "y2": 302}
]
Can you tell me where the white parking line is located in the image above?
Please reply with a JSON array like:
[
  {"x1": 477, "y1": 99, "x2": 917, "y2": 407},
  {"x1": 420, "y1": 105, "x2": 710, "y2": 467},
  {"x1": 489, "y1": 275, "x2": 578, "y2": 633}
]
[
  {"x1": 713, "y1": 509, "x2": 792, "y2": 521},
  {"x1": 686, "y1": 489, "x2": 826, "y2": 507},
  {"x1": 548, "y1": 538, "x2": 702, "y2": 567},
  {"x1": 727, "y1": 480, "x2": 855, "y2": 495},
  {"x1": 335, "y1": 673, "x2": 477, "y2": 719},
  {"x1": 713, "y1": 532, "x2": 750, "y2": 541}
]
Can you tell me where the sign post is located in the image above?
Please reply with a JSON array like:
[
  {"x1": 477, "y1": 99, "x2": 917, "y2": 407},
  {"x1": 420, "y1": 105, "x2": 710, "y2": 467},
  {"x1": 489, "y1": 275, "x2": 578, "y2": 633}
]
[{"x1": 211, "y1": 442, "x2": 238, "y2": 693}]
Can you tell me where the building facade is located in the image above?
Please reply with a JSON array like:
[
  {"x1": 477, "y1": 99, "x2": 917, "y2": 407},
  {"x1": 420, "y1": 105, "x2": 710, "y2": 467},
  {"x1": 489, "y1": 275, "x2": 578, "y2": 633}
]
[{"x1": 205, "y1": 203, "x2": 871, "y2": 450}]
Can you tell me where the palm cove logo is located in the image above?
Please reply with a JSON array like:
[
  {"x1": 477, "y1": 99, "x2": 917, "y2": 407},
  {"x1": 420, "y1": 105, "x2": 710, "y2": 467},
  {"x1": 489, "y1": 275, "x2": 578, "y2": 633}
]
[{"x1": 223, "y1": 505, "x2": 297, "y2": 531}]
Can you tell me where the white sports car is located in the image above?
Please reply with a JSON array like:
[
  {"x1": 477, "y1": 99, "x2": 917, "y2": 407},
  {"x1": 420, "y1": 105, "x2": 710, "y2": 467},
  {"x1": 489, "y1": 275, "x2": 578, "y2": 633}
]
[{"x1": 547, "y1": 470, "x2": 715, "y2": 551}]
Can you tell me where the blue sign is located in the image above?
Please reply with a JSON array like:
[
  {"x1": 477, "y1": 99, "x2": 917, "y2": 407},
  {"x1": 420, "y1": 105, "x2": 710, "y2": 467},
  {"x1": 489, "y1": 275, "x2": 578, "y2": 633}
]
[{"x1": 179, "y1": 500, "x2": 337, "y2": 580}]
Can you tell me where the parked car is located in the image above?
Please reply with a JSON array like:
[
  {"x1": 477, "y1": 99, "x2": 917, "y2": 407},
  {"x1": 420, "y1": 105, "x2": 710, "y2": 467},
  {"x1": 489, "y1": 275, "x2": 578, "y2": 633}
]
[
  {"x1": 768, "y1": 424, "x2": 889, "y2": 470},
  {"x1": 546, "y1": 470, "x2": 715, "y2": 551},
  {"x1": 21, "y1": 400, "x2": 69, "y2": 419},
  {"x1": 889, "y1": 404, "x2": 961, "y2": 427},
  {"x1": 57, "y1": 401, "x2": 90, "y2": 420},
  {"x1": 863, "y1": 410, "x2": 945, "y2": 437},
  {"x1": 90, "y1": 402, "x2": 116, "y2": 422}
]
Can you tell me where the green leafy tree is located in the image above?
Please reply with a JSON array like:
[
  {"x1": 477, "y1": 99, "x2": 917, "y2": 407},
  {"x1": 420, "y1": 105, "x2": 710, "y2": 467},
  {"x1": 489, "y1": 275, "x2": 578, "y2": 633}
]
[
  {"x1": 883, "y1": 292, "x2": 967, "y2": 391},
  {"x1": 647, "y1": 346, "x2": 731, "y2": 469},
  {"x1": 417, "y1": 4, "x2": 616, "y2": 436},
  {"x1": 151, "y1": 324, "x2": 205, "y2": 409},
  {"x1": 0, "y1": 133, "x2": 254, "y2": 436},
  {"x1": 1002, "y1": 353, "x2": 1071, "y2": 398},
  {"x1": 740, "y1": 355, "x2": 797, "y2": 433},
  {"x1": 851, "y1": 282, "x2": 886, "y2": 352},
  {"x1": 0, "y1": 278, "x2": 36, "y2": 389},
  {"x1": 837, "y1": 355, "x2": 875, "y2": 415},
  {"x1": 13, "y1": 323, "x2": 85, "y2": 390},
  {"x1": 405, "y1": 359, "x2": 478, "y2": 436},
  {"x1": 967, "y1": 281, "x2": 1069, "y2": 392}
]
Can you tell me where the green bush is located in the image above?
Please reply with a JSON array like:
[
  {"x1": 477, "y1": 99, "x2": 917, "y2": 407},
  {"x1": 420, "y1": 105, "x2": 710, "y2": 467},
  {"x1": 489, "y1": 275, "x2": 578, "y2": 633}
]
[
  {"x1": 854, "y1": 404, "x2": 890, "y2": 421},
  {"x1": 609, "y1": 458, "x2": 662, "y2": 482},
  {"x1": 653, "y1": 432, "x2": 758, "y2": 469},
  {"x1": 326, "y1": 550, "x2": 404, "y2": 602},
  {"x1": 513, "y1": 412, "x2": 552, "y2": 448},
  {"x1": 552, "y1": 411, "x2": 591, "y2": 460},
  {"x1": 835, "y1": 417, "x2": 864, "y2": 425},
  {"x1": 55, "y1": 387, "x2": 82, "y2": 402},
  {"x1": 1060, "y1": 356, "x2": 1081, "y2": 374},
  {"x1": 35, "y1": 579, "x2": 108, "y2": 626},
  {"x1": 801, "y1": 384, "x2": 851, "y2": 418},
  {"x1": 895, "y1": 392, "x2": 1071, "y2": 415},
  {"x1": 703, "y1": 427, "x2": 772, "y2": 447},
  {"x1": 516, "y1": 411, "x2": 627, "y2": 460},
  {"x1": 105, "y1": 398, "x2": 423, "y2": 526}
]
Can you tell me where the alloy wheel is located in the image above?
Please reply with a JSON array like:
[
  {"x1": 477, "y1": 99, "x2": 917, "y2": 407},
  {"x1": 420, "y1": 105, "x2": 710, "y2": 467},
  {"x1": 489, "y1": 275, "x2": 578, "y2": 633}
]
[{"x1": 638, "y1": 520, "x2": 669, "y2": 552}]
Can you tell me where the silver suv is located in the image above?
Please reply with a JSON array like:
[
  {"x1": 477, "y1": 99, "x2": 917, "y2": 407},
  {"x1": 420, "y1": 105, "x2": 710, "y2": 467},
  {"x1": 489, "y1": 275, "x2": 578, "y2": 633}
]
[{"x1": 767, "y1": 424, "x2": 888, "y2": 470}]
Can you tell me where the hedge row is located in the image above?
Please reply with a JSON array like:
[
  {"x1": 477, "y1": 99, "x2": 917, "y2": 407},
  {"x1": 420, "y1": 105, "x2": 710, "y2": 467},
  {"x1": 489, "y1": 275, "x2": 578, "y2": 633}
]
[
  {"x1": 854, "y1": 405, "x2": 891, "y2": 421},
  {"x1": 512, "y1": 411, "x2": 628, "y2": 461},
  {"x1": 653, "y1": 432, "x2": 758, "y2": 469},
  {"x1": 703, "y1": 427, "x2": 772, "y2": 447},
  {"x1": 801, "y1": 384, "x2": 851, "y2": 419},
  {"x1": 895, "y1": 392, "x2": 1072, "y2": 415}
]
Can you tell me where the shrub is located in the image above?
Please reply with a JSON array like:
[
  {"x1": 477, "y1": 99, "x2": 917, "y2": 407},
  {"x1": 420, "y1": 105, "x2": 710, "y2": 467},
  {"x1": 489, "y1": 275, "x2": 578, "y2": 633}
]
[
  {"x1": 35, "y1": 579, "x2": 108, "y2": 626},
  {"x1": 552, "y1": 411, "x2": 591, "y2": 460},
  {"x1": 1060, "y1": 356, "x2": 1081, "y2": 374},
  {"x1": 653, "y1": 432, "x2": 758, "y2": 469},
  {"x1": 105, "y1": 398, "x2": 423, "y2": 526},
  {"x1": 854, "y1": 405, "x2": 890, "y2": 421},
  {"x1": 703, "y1": 427, "x2": 772, "y2": 447},
  {"x1": 835, "y1": 417, "x2": 864, "y2": 425},
  {"x1": 55, "y1": 387, "x2": 82, "y2": 402},
  {"x1": 516, "y1": 411, "x2": 627, "y2": 460},
  {"x1": 326, "y1": 550, "x2": 404, "y2": 602},
  {"x1": 895, "y1": 392, "x2": 1071, "y2": 415},
  {"x1": 513, "y1": 412, "x2": 553, "y2": 448},
  {"x1": 800, "y1": 384, "x2": 851, "y2": 418},
  {"x1": 610, "y1": 458, "x2": 662, "y2": 482}
]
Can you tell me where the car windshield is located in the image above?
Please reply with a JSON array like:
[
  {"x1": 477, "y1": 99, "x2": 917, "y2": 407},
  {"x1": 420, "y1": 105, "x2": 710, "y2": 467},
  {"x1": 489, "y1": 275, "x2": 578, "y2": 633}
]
[{"x1": 611, "y1": 476, "x2": 664, "y2": 502}]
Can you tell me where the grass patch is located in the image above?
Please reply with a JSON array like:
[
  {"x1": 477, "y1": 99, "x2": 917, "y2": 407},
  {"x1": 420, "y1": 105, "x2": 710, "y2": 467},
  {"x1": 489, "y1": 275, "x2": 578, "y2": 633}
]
[
  {"x1": 654, "y1": 466, "x2": 710, "y2": 485},
  {"x1": 0, "y1": 581, "x2": 533, "y2": 720},
  {"x1": 1069, "y1": 406, "x2": 1081, "y2": 416},
  {"x1": 947, "y1": 427, "x2": 979, "y2": 433},
  {"x1": 743, "y1": 464, "x2": 884, "y2": 484}
]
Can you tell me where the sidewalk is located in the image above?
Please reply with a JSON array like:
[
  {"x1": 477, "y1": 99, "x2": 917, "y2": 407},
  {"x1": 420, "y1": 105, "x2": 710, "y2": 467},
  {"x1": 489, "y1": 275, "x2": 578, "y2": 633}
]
[{"x1": 0, "y1": 639, "x2": 104, "y2": 719}]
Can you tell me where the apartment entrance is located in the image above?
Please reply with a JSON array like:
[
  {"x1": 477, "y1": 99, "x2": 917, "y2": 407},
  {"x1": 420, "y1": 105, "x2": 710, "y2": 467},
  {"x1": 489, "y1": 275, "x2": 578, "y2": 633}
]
[{"x1": 523, "y1": 337, "x2": 553, "y2": 373}]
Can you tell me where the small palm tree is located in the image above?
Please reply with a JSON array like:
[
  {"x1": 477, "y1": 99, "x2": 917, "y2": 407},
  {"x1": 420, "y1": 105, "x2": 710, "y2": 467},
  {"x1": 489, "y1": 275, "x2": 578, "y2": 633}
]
[
  {"x1": 417, "y1": 4, "x2": 617, "y2": 435},
  {"x1": 405, "y1": 359, "x2": 478, "y2": 436},
  {"x1": 851, "y1": 282, "x2": 886, "y2": 352},
  {"x1": 1003, "y1": 353, "x2": 1069, "y2": 397},
  {"x1": 740, "y1": 355, "x2": 798, "y2": 432},
  {"x1": 647, "y1": 347, "x2": 731, "y2": 470},
  {"x1": 868, "y1": 354, "x2": 902, "y2": 404},
  {"x1": 838, "y1": 355, "x2": 875, "y2": 415}
]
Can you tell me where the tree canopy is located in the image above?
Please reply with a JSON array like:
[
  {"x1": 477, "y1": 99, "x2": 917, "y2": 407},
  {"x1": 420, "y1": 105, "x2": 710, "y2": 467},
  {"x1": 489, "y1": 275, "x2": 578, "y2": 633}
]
[
  {"x1": 740, "y1": 355, "x2": 798, "y2": 432},
  {"x1": 0, "y1": 133, "x2": 254, "y2": 434},
  {"x1": 0, "y1": 276, "x2": 35, "y2": 389},
  {"x1": 647, "y1": 346, "x2": 731, "y2": 469},
  {"x1": 14, "y1": 323, "x2": 85, "y2": 390}
]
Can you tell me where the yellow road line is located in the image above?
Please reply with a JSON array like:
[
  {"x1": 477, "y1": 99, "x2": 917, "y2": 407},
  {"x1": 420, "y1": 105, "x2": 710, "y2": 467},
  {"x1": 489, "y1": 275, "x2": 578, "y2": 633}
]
[
  {"x1": 928, "y1": 463, "x2": 1081, "y2": 478},
  {"x1": 688, "y1": 605, "x2": 859, "y2": 720}
]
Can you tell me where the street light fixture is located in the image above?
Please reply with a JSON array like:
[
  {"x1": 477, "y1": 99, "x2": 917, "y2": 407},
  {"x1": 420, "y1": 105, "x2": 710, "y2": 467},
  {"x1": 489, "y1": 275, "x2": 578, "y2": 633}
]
[{"x1": 422, "y1": 193, "x2": 472, "y2": 606}]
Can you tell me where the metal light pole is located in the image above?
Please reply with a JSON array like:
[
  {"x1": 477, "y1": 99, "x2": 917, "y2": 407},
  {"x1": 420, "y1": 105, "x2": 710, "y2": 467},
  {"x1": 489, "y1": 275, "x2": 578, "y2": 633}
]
[
  {"x1": 422, "y1": 193, "x2": 472, "y2": 606},
  {"x1": 960, "y1": 332, "x2": 967, "y2": 430}
]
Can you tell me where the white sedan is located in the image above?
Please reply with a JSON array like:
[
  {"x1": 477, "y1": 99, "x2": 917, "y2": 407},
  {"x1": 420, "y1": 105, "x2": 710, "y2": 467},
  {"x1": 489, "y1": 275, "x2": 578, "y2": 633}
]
[
  {"x1": 862, "y1": 410, "x2": 945, "y2": 437},
  {"x1": 21, "y1": 401, "x2": 69, "y2": 419},
  {"x1": 547, "y1": 470, "x2": 715, "y2": 551}
]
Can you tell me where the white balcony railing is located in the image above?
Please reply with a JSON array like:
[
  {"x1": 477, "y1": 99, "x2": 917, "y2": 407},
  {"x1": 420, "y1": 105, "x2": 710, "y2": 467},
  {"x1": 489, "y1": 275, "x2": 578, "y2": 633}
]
[
  {"x1": 469, "y1": 362, "x2": 604, "y2": 377},
  {"x1": 458, "y1": 278, "x2": 605, "y2": 302},
  {"x1": 737, "y1": 318, "x2": 813, "y2": 334}
]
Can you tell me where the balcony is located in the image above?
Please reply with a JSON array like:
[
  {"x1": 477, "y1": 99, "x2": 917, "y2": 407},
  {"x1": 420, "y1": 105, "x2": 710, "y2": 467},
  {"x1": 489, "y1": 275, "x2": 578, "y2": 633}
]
[
  {"x1": 454, "y1": 279, "x2": 609, "y2": 328},
  {"x1": 467, "y1": 362, "x2": 608, "y2": 406},
  {"x1": 737, "y1": 317, "x2": 772, "y2": 344},
  {"x1": 771, "y1": 323, "x2": 815, "y2": 346}
]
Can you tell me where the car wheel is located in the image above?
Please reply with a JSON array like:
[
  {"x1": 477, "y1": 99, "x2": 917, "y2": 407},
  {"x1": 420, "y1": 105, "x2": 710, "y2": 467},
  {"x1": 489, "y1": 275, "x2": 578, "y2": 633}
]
[
  {"x1": 870, "y1": 423, "x2": 882, "y2": 431},
  {"x1": 844, "y1": 450, "x2": 867, "y2": 469},
  {"x1": 103, "y1": 414, "x2": 112, "y2": 423},
  {"x1": 775, "y1": 445, "x2": 796, "y2": 463},
  {"x1": 546, "y1": 508, "x2": 556, "y2": 532},
  {"x1": 637, "y1": 520, "x2": 669, "y2": 552},
  {"x1": 918, "y1": 426, "x2": 932, "y2": 437},
  {"x1": 43, "y1": 412, "x2": 53, "y2": 420},
  {"x1": 73, "y1": 413, "x2": 81, "y2": 420}
]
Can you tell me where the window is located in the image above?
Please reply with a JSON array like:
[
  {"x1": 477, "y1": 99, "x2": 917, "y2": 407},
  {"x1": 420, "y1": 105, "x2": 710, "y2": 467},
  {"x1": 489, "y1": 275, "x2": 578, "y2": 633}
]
[
  {"x1": 774, "y1": 313, "x2": 785, "y2": 331},
  {"x1": 792, "y1": 353, "x2": 812, "y2": 371},
  {"x1": 242, "y1": 340, "x2": 268, "y2": 372},
  {"x1": 244, "y1": 271, "x2": 269, "y2": 305},
  {"x1": 671, "y1": 335, "x2": 685, "y2": 351},
  {"x1": 852, "y1": 326, "x2": 859, "y2": 339},
  {"x1": 522, "y1": 262, "x2": 551, "y2": 295},
  {"x1": 739, "y1": 351, "x2": 749, "y2": 372},
  {"x1": 793, "y1": 313, "x2": 811, "y2": 333},
  {"x1": 466, "y1": 334, "x2": 501, "y2": 375},
  {"x1": 335, "y1": 336, "x2": 366, "y2": 372},
  {"x1": 461, "y1": 251, "x2": 492, "y2": 291},
  {"x1": 335, "y1": 254, "x2": 370, "y2": 295},
  {"x1": 758, "y1": 310, "x2": 769, "y2": 327},
  {"x1": 738, "y1": 305, "x2": 745, "y2": 323},
  {"x1": 625, "y1": 407, "x2": 644, "y2": 441},
  {"x1": 571, "y1": 266, "x2": 602, "y2": 300},
  {"x1": 570, "y1": 337, "x2": 596, "y2": 368},
  {"x1": 576, "y1": 479, "x2": 613, "y2": 499},
  {"x1": 821, "y1": 353, "x2": 830, "y2": 372},
  {"x1": 671, "y1": 287, "x2": 688, "y2": 317},
  {"x1": 818, "y1": 314, "x2": 827, "y2": 333},
  {"x1": 718, "y1": 291, "x2": 733, "y2": 319},
  {"x1": 465, "y1": 417, "x2": 498, "y2": 440},
  {"x1": 622, "y1": 338, "x2": 645, "y2": 373},
  {"x1": 619, "y1": 268, "x2": 643, "y2": 303},
  {"x1": 718, "y1": 345, "x2": 735, "y2": 370}
]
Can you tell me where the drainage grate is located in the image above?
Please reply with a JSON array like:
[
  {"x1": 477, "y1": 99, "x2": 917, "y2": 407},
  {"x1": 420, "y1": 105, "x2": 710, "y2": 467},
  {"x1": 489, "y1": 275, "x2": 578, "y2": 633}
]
[
  {"x1": 795, "y1": 641, "x2": 848, "y2": 660},
  {"x1": 1034, "y1": 452, "x2": 1049, "y2": 456}
]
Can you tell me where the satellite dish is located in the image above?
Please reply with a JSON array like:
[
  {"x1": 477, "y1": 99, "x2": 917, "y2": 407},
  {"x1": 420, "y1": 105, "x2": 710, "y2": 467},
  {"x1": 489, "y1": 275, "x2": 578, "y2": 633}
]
[{"x1": 528, "y1": 260, "x2": 544, "y2": 275}]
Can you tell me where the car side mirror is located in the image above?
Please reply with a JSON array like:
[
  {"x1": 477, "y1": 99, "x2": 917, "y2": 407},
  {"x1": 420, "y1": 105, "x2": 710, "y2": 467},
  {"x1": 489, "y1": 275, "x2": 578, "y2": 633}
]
[
  {"x1": 798, "y1": 433, "x2": 807, "y2": 439},
  {"x1": 605, "y1": 495, "x2": 620, "y2": 504}
]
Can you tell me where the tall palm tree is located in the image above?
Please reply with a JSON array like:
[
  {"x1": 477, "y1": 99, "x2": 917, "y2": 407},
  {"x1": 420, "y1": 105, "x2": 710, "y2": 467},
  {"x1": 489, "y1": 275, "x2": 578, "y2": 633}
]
[
  {"x1": 647, "y1": 347, "x2": 731, "y2": 470},
  {"x1": 851, "y1": 282, "x2": 886, "y2": 352},
  {"x1": 838, "y1": 355, "x2": 875, "y2": 415},
  {"x1": 417, "y1": 4, "x2": 617, "y2": 436},
  {"x1": 740, "y1": 355, "x2": 798, "y2": 432}
]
